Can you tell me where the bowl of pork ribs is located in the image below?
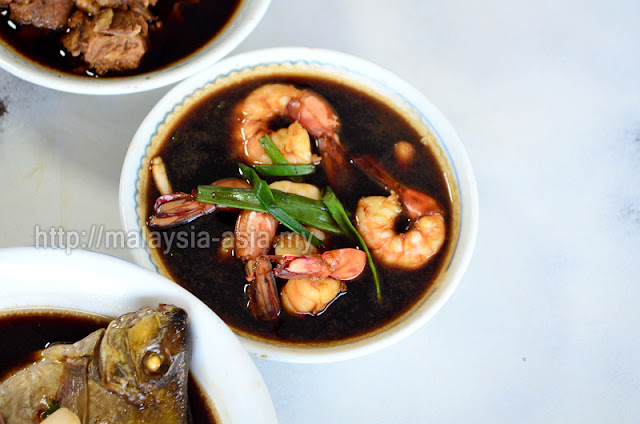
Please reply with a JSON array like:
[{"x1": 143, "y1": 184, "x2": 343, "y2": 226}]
[
  {"x1": 0, "y1": 0, "x2": 270, "y2": 94},
  {"x1": 119, "y1": 47, "x2": 479, "y2": 363}
]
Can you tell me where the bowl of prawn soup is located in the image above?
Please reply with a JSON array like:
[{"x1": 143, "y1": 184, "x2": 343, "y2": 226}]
[
  {"x1": 120, "y1": 47, "x2": 479, "y2": 362},
  {"x1": 0, "y1": 0, "x2": 270, "y2": 94}
]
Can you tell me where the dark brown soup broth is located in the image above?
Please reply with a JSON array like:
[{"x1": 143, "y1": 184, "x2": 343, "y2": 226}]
[
  {"x1": 0, "y1": 311, "x2": 217, "y2": 423},
  {"x1": 146, "y1": 75, "x2": 452, "y2": 344},
  {"x1": 0, "y1": 0, "x2": 241, "y2": 77}
]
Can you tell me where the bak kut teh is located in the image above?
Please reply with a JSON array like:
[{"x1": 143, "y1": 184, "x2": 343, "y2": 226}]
[{"x1": 0, "y1": 0, "x2": 241, "y2": 76}]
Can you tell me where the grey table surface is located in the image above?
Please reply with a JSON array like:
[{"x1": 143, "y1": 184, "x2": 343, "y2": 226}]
[{"x1": 1, "y1": 0, "x2": 639, "y2": 422}]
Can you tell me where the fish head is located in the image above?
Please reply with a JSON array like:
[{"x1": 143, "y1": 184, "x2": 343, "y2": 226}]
[{"x1": 96, "y1": 304, "x2": 191, "y2": 406}]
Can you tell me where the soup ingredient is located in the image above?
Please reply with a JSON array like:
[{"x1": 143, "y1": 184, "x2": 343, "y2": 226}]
[
  {"x1": 268, "y1": 180, "x2": 321, "y2": 201},
  {"x1": 322, "y1": 187, "x2": 382, "y2": 299},
  {"x1": 62, "y1": 8, "x2": 150, "y2": 75},
  {"x1": 232, "y1": 84, "x2": 350, "y2": 186},
  {"x1": 356, "y1": 192, "x2": 445, "y2": 269},
  {"x1": 262, "y1": 123, "x2": 321, "y2": 166},
  {"x1": 75, "y1": 0, "x2": 156, "y2": 16},
  {"x1": 273, "y1": 248, "x2": 365, "y2": 313},
  {"x1": 253, "y1": 163, "x2": 316, "y2": 177},
  {"x1": 60, "y1": 0, "x2": 160, "y2": 74},
  {"x1": 266, "y1": 183, "x2": 358, "y2": 316},
  {"x1": 148, "y1": 192, "x2": 215, "y2": 228},
  {"x1": 5, "y1": 0, "x2": 73, "y2": 30},
  {"x1": 235, "y1": 210, "x2": 278, "y2": 264},
  {"x1": 268, "y1": 180, "x2": 325, "y2": 245},
  {"x1": 253, "y1": 133, "x2": 315, "y2": 180},
  {"x1": 151, "y1": 182, "x2": 343, "y2": 232},
  {"x1": 151, "y1": 156, "x2": 173, "y2": 195},
  {"x1": 232, "y1": 83, "x2": 338, "y2": 164},
  {"x1": 239, "y1": 163, "x2": 324, "y2": 248},
  {"x1": 273, "y1": 232, "x2": 319, "y2": 256},
  {"x1": 353, "y1": 155, "x2": 446, "y2": 269},
  {"x1": 148, "y1": 178, "x2": 250, "y2": 228},
  {"x1": 281, "y1": 277, "x2": 346, "y2": 316},
  {"x1": 394, "y1": 140, "x2": 416, "y2": 169},
  {"x1": 235, "y1": 209, "x2": 280, "y2": 320},
  {"x1": 257, "y1": 133, "x2": 288, "y2": 164},
  {"x1": 0, "y1": 305, "x2": 191, "y2": 423},
  {"x1": 274, "y1": 248, "x2": 367, "y2": 281},
  {"x1": 41, "y1": 408, "x2": 80, "y2": 424},
  {"x1": 248, "y1": 255, "x2": 281, "y2": 321}
]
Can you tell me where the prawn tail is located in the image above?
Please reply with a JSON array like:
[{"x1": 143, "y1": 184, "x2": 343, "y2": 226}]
[
  {"x1": 316, "y1": 135, "x2": 352, "y2": 190},
  {"x1": 351, "y1": 154, "x2": 403, "y2": 192},
  {"x1": 248, "y1": 256, "x2": 281, "y2": 321}
]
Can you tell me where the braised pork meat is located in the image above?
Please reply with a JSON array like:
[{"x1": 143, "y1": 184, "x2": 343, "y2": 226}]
[
  {"x1": 75, "y1": 0, "x2": 157, "y2": 16},
  {"x1": 62, "y1": 8, "x2": 150, "y2": 75},
  {"x1": 7, "y1": 0, "x2": 73, "y2": 30}
]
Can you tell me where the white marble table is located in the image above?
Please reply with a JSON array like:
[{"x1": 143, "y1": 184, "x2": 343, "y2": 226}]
[{"x1": 1, "y1": 0, "x2": 639, "y2": 422}]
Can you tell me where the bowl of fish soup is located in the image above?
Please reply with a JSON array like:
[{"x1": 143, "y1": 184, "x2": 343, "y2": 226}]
[
  {"x1": 0, "y1": 247, "x2": 277, "y2": 424},
  {"x1": 0, "y1": 0, "x2": 270, "y2": 94},
  {"x1": 120, "y1": 47, "x2": 479, "y2": 362}
]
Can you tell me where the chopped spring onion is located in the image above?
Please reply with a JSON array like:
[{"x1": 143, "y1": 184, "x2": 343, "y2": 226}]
[
  {"x1": 257, "y1": 133, "x2": 309, "y2": 182},
  {"x1": 322, "y1": 187, "x2": 382, "y2": 300},
  {"x1": 253, "y1": 164, "x2": 316, "y2": 177},
  {"x1": 196, "y1": 185, "x2": 342, "y2": 234},
  {"x1": 258, "y1": 134, "x2": 288, "y2": 165},
  {"x1": 239, "y1": 163, "x2": 324, "y2": 248}
]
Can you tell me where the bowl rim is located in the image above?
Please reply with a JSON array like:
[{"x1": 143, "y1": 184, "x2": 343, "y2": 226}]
[
  {"x1": 0, "y1": 246, "x2": 278, "y2": 423},
  {"x1": 119, "y1": 46, "x2": 479, "y2": 363},
  {"x1": 0, "y1": 0, "x2": 271, "y2": 95}
]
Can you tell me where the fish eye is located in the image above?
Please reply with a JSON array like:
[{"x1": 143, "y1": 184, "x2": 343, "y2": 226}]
[
  {"x1": 145, "y1": 353, "x2": 163, "y2": 372},
  {"x1": 142, "y1": 351, "x2": 168, "y2": 375}
]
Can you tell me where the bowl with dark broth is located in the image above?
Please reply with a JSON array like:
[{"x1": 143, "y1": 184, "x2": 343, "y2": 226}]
[
  {"x1": 120, "y1": 47, "x2": 479, "y2": 362},
  {"x1": 0, "y1": 0, "x2": 270, "y2": 94},
  {"x1": 0, "y1": 247, "x2": 277, "y2": 423}
]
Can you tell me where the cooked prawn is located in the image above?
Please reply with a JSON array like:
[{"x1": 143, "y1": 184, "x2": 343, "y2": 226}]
[
  {"x1": 269, "y1": 122, "x2": 321, "y2": 165},
  {"x1": 232, "y1": 83, "x2": 351, "y2": 186},
  {"x1": 281, "y1": 277, "x2": 346, "y2": 316},
  {"x1": 274, "y1": 248, "x2": 367, "y2": 281},
  {"x1": 147, "y1": 178, "x2": 251, "y2": 228},
  {"x1": 267, "y1": 193, "x2": 348, "y2": 316},
  {"x1": 267, "y1": 179, "x2": 366, "y2": 316},
  {"x1": 273, "y1": 232, "x2": 320, "y2": 256},
  {"x1": 147, "y1": 192, "x2": 216, "y2": 229},
  {"x1": 235, "y1": 209, "x2": 280, "y2": 320},
  {"x1": 248, "y1": 256, "x2": 280, "y2": 320},
  {"x1": 269, "y1": 180, "x2": 326, "y2": 255},
  {"x1": 274, "y1": 248, "x2": 364, "y2": 316},
  {"x1": 268, "y1": 180, "x2": 322, "y2": 200},
  {"x1": 353, "y1": 155, "x2": 446, "y2": 269},
  {"x1": 234, "y1": 210, "x2": 278, "y2": 262}
]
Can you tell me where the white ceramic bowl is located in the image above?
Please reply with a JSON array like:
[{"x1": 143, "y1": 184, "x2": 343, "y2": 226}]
[
  {"x1": 119, "y1": 47, "x2": 479, "y2": 363},
  {"x1": 0, "y1": 0, "x2": 270, "y2": 94},
  {"x1": 0, "y1": 247, "x2": 278, "y2": 424}
]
